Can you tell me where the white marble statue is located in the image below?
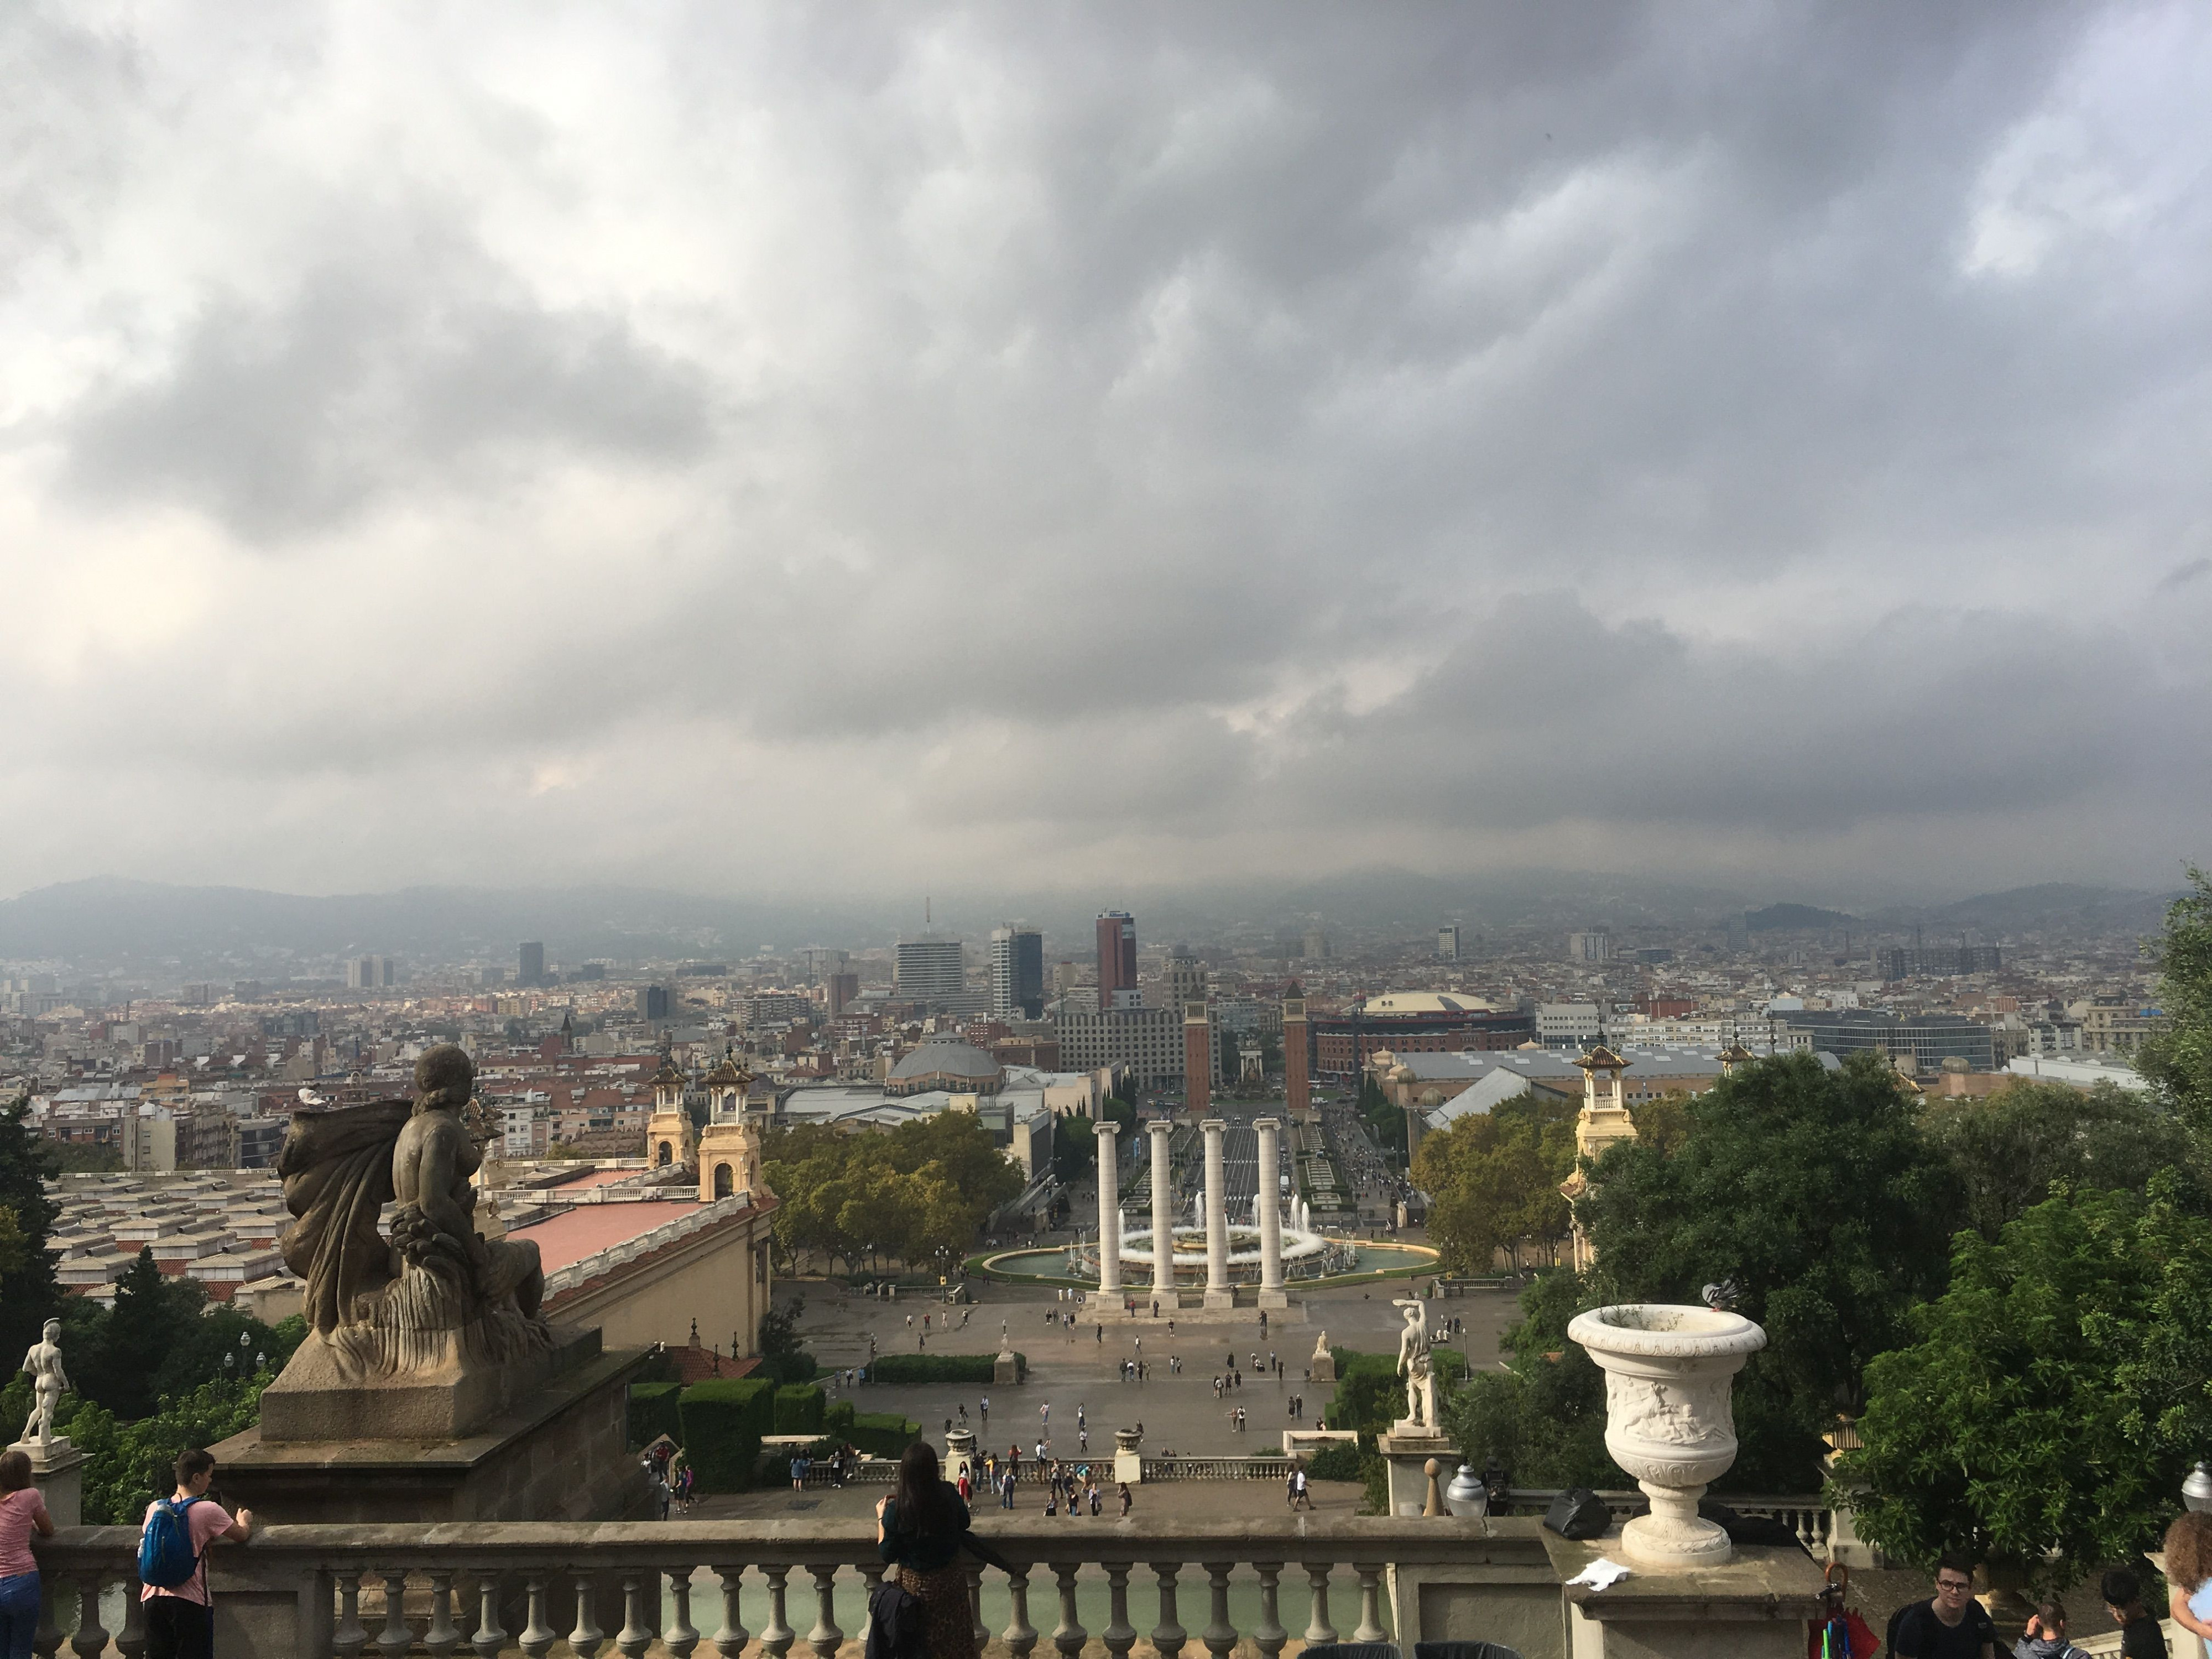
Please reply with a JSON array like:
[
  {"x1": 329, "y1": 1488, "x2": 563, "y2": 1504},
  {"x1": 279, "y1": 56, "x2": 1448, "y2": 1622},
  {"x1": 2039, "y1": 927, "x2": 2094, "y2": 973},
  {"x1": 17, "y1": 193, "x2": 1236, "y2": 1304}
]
[
  {"x1": 18, "y1": 1318, "x2": 69, "y2": 1451},
  {"x1": 1394, "y1": 1298, "x2": 1438, "y2": 1433}
]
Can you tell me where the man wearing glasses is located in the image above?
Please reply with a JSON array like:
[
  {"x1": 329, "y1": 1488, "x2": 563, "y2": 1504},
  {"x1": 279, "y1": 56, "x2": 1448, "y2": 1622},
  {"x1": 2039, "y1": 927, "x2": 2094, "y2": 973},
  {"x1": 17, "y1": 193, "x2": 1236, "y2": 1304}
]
[{"x1": 1890, "y1": 1554, "x2": 1998, "y2": 1659}]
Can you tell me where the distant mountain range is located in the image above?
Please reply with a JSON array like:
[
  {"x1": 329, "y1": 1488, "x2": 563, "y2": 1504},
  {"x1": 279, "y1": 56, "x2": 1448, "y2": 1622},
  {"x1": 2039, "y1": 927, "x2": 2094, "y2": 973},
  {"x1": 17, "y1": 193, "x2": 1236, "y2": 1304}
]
[{"x1": 0, "y1": 872, "x2": 2179, "y2": 978}]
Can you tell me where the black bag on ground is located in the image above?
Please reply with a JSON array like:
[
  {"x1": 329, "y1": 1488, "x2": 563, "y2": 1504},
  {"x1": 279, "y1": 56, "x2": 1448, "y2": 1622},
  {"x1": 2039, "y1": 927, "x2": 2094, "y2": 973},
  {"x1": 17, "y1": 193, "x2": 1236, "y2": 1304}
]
[{"x1": 1543, "y1": 1488, "x2": 1613, "y2": 1540}]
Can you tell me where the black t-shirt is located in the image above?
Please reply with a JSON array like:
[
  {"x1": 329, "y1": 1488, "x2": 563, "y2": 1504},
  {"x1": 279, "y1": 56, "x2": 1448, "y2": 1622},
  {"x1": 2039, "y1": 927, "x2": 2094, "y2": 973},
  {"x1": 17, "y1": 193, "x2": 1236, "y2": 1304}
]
[
  {"x1": 1892, "y1": 1600, "x2": 1996, "y2": 1659},
  {"x1": 2119, "y1": 1611, "x2": 2171, "y2": 1659}
]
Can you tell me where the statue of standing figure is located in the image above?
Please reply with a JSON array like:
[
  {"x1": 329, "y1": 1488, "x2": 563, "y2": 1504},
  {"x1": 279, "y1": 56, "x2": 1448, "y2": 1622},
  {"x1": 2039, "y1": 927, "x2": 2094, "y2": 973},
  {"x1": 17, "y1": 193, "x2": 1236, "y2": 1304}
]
[
  {"x1": 18, "y1": 1319, "x2": 70, "y2": 1451},
  {"x1": 1394, "y1": 1297, "x2": 1438, "y2": 1433}
]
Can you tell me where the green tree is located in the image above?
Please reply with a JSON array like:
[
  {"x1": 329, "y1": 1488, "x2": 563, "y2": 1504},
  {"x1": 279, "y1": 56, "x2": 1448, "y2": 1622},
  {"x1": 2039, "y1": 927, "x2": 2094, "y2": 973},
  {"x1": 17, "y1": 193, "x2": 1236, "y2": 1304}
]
[
  {"x1": 1357, "y1": 1074, "x2": 1406, "y2": 1161},
  {"x1": 1052, "y1": 1112, "x2": 1096, "y2": 1183},
  {"x1": 1442, "y1": 1270, "x2": 1627, "y2": 1489},
  {"x1": 1576, "y1": 1051, "x2": 1961, "y2": 1489},
  {"x1": 1922, "y1": 1079, "x2": 2195, "y2": 1241},
  {"x1": 0, "y1": 1093, "x2": 61, "y2": 1361},
  {"x1": 1844, "y1": 1176, "x2": 2212, "y2": 1584},
  {"x1": 2138, "y1": 867, "x2": 2212, "y2": 1138},
  {"x1": 1411, "y1": 1092, "x2": 1576, "y2": 1274}
]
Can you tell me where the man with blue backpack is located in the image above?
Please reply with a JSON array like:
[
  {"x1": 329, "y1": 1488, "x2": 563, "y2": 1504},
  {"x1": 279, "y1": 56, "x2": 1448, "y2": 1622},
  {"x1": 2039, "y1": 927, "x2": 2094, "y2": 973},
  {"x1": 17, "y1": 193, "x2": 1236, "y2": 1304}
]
[{"x1": 138, "y1": 1449, "x2": 253, "y2": 1658}]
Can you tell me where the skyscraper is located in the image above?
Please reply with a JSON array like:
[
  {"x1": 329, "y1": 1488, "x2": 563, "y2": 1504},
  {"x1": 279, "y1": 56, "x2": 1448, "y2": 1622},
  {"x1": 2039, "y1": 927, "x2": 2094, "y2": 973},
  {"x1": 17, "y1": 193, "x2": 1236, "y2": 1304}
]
[
  {"x1": 518, "y1": 942, "x2": 546, "y2": 986},
  {"x1": 990, "y1": 926, "x2": 1045, "y2": 1018},
  {"x1": 1437, "y1": 924, "x2": 1460, "y2": 961},
  {"x1": 895, "y1": 937, "x2": 966, "y2": 1005},
  {"x1": 1097, "y1": 911, "x2": 1139, "y2": 1011}
]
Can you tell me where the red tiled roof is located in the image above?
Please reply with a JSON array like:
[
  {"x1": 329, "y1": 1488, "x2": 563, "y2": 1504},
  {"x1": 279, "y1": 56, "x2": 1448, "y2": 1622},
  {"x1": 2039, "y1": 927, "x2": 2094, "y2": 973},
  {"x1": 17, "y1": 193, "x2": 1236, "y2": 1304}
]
[{"x1": 510, "y1": 1201, "x2": 700, "y2": 1274}]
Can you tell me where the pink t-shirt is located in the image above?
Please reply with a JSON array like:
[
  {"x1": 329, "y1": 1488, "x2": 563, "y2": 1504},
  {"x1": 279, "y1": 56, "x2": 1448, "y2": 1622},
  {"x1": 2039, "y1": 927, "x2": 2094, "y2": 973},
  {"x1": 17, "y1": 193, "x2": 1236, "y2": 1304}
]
[
  {"x1": 139, "y1": 1498, "x2": 234, "y2": 1606},
  {"x1": 0, "y1": 1489, "x2": 48, "y2": 1577}
]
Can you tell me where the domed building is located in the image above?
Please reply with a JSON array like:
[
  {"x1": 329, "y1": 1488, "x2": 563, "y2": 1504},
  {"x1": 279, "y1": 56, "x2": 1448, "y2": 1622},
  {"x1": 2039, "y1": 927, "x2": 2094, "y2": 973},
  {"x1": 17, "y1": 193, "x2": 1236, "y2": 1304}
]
[{"x1": 885, "y1": 1037, "x2": 1004, "y2": 1097}]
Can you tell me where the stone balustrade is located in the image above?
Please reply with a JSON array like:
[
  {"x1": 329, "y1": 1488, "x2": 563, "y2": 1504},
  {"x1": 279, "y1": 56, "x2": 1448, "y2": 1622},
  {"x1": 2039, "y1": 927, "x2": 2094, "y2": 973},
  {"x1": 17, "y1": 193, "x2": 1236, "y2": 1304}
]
[{"x1": 30, "y1": 1515, "x2": 1569, "y2": 1659}]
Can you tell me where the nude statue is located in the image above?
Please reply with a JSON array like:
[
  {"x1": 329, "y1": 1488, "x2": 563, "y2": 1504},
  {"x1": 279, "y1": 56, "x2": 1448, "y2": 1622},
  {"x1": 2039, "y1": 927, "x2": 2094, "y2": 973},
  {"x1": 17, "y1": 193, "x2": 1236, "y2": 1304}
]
[
  {"x1": 1395, "y1": 1298, "x2": 1438, "y2": 1431},
  {"x1": 390, "y1": 1045, "x2": 543, "y2": 1319},
  {"x1": 18, "y1": 1319, "x2": 69, "y2": 1450}
]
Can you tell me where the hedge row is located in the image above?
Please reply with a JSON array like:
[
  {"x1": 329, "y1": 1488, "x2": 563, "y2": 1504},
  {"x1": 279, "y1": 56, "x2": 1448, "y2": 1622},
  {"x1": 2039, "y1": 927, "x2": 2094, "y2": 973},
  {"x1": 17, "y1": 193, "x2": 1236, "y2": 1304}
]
[
  {"x1": 628, "y1": 1381, "x2": 684, "y2": 1451},
  {"x1": 826, "y1": 1398, "x2": 856, "y2": 1436},
  {"x1": 864, "y1": 1352, "x2": 1025, "y2": 1385},
  {"x1": 775, "y1": 1383, "x2": 825, "y2": 1436},
  {"x1": 679, "y1": 1378, "x2": 778, "y2": 1493},
  {"x1": 847, "y1": 1411, "x2": 921, "y2": 1459}
]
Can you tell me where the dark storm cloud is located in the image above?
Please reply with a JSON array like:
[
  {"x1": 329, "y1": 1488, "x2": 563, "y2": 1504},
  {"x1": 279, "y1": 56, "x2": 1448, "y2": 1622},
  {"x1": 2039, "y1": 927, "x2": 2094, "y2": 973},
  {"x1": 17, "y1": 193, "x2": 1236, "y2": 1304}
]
[
  {"x1": 61, "y1": 238, "x2": 711, "y2": 539},
  {"x1": 0, "y1": 1, "x2": 2207, "y2": 896}
]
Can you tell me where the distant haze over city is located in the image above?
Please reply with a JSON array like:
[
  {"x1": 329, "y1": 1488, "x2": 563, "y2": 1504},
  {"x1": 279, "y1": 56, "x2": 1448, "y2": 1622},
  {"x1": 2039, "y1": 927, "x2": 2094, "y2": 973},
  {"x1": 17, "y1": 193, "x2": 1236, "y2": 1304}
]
[{"x1": 4, "y1": 8, "x2": 2209, "y2": 900}]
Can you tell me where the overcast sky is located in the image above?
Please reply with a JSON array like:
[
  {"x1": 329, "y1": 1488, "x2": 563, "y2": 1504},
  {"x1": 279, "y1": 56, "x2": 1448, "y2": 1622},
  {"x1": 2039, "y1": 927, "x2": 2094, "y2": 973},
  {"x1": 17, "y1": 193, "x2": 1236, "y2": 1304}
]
[{"x1": 3, "y1": 2, "x2": 2209, "y2": 906}]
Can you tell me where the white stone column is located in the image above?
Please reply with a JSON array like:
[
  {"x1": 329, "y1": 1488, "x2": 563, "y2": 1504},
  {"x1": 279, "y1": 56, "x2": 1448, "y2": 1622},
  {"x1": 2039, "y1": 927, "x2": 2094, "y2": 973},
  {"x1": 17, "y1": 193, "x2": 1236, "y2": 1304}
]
[
  {"x1": 1255, "y1": 1116, "x2": 1287, "y2": 1308},
  {"x1": 1149, "y1": 1119, "x2": 1177, "y2": 1306},
  {"x1": 1089, "y1": 1123, "x2": 1123, "y2": 1313},
  {"x1": 1202, "y1": 1118, "x2": 1234, "y2": 1308}
]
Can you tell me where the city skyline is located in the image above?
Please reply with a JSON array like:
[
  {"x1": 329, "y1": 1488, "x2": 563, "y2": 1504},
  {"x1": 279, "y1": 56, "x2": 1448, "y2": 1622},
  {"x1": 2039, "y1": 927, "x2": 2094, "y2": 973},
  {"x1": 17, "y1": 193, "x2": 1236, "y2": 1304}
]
[{"x1": 3, "y1": 6, "x2": 2209, "y2": 900}]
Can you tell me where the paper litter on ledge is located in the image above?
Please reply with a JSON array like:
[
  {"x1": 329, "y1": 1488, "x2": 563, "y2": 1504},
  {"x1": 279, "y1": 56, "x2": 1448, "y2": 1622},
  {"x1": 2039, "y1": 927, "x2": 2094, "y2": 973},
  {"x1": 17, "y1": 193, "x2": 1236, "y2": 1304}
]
[{"x1": 1564, "y1": 1558, "x2": 1631, "y2": 1592}]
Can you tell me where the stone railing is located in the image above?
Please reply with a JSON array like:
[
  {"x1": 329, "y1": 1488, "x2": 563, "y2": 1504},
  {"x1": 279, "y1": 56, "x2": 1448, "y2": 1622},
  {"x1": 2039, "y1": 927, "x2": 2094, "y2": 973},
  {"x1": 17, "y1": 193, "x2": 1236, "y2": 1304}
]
[
  {"x1": 540, "y1": 1196, "x2": 752, "y2": 1297},
  {"x1": 1494, "y1": 1490, "x2": 1832, "y2": 1556},
  {"x1": 29, "y1": 1515, "x2": 1554, "y2": 1659},
  {"x1": 1142, "y1": 1456, "x2": 1292, "y2": 1481}
]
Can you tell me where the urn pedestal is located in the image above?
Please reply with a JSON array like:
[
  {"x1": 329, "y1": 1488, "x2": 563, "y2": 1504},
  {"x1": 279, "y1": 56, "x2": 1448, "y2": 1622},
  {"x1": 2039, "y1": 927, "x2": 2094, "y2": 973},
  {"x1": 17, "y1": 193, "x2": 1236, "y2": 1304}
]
[{"x1": 1567, "y1": 1303, "x2": 1766, "y2": 1568}]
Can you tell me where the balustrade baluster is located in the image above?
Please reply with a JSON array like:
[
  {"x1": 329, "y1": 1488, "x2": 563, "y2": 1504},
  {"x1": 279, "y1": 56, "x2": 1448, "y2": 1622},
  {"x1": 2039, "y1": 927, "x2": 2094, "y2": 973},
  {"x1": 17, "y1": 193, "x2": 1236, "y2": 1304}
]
[
  {"x1": 1100, "y1": 1564, "x2": 1136, "y2": 1659},
  {"x1": 1051, "y1": 1563, "x2": 1087, "y2": 1659},
  {"x1": 376, "y1": 1569, "x2": 411, "y2": 1659},
  {"x1": 1001, "y1": 1564, "x2": 1039, "y2": 1659},
  {"x1": 116, "y1": 1582, "x2": 147, "y2": 1659},
  {"x1": 570, "y1": 1578, "x2": 605, "y2": 1659},
  {"x1": 1352, "y1": 1566, "x2": 1386, "y2": 1644},
  {"x1": 615, "y1": 1574, "x2": 653, "y2": 1659},
  {"x1": 1199, "y1": 1563, "x2": 1235, "y2": 1659},
  {"x1": 712, "y1": 1567, "x2": 750, "y2": 1659},
  {"x1": 1301, "y1": 1562, "x2": 1336, "y2": 1646},
  {"x1": 518, "y1": 1578, "x2": 557, "y2": 1659},
  {"x1": 423, "y1": 1571, "x2": 460, "y2": 1658},
  {"x1": 1149, "y1": 1562, "x2": 1186, "y2": 1659},
  {"x1": 333, "y1": 1571, "x2": 369, "y2": 1659},
  {"x1": 663, "y1": 1568, "x2": 700, "y2": 1659},
  {"x1": 964, "y1": 1566, "x2": 988, "y2": 1650},
  {"x1": 1251, "y1": 1563, "x2": 1287, "y2": 1659},
  {"x1": 759, "y1": 1564, "x2": 795, "y2": 1658},
  {"x1": 30, "y1": 1578, "x2": 59, "y2": 1659},
  {"x1": 804, "y1": 1566, "x2": 842, "y2": 1659},
  {"x1": 471, "y1": 1574, "x2": 506, "y2": 1659},
  {"x1": 67, "y1": 1574, "x2": 109, "y2": 1659}
]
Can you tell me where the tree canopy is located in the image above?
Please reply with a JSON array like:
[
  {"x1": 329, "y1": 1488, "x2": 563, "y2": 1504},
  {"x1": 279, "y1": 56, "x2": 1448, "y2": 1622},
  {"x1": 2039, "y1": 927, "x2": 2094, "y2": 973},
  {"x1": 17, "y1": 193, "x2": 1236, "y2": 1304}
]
[
  {"x1": 1442, "y1": 1270, "x2": 1627, "y2": 1490},
  {"x1": 2138, "y1": 866, "x2": 2212, "y2": 1139},
  {"x1": 1844, "y1": 1176, "x2": 2212, "y2": 1584},
  {"x1": 1576, "y1": 1050, "x2": 1961, "y2": 1488},
  {"x1": 0, "y1": 1093, "x2": 61, "y2": 1363},
  {"x1": 1411, "y1": 1091, "x2": 1575, "y2": 1274},
  {"x1": 1921, "y1": 1079, "x2": 2194, "y2": 1242},
  {"x1": 764, "y1": 1112, "x2": 1025, "y2": 1275}
]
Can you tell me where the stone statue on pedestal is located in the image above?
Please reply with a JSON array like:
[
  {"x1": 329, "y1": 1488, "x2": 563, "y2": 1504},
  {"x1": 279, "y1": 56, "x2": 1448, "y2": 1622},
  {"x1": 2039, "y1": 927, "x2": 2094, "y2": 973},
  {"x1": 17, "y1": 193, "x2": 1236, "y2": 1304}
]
[
  {"x1": 18, "y1": 1319, "x2": 69, "y2": 1451},
  {"x1": 272, "y1": 1046, "x2": 551, "y2": 1413},
  {"x1": 1393, "y1": 1298, "x2": 1439, "y2": 1434}
]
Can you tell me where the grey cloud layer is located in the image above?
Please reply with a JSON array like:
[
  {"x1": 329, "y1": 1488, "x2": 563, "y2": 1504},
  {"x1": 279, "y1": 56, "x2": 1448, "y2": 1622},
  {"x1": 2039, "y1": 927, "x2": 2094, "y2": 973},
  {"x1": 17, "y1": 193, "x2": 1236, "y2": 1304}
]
[{"x1": 0, "y1": 1, "x2": 2205, "y2": 899}]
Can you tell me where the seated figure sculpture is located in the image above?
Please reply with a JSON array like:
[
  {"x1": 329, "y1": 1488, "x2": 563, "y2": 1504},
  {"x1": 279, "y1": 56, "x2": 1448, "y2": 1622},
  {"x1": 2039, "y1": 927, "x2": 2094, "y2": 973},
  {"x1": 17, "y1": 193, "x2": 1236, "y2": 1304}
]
[{"x1": 279, "y1": 1045, "x2": 549, "y2": 1384}]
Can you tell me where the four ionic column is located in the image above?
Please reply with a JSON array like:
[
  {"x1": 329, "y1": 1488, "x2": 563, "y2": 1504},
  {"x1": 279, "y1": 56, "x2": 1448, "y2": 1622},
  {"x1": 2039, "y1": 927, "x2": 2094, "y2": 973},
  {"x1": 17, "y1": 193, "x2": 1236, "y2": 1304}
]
[
  {"x1": 1255, "y1": 1116, "x2": 1287, "y2": 1307},
  {"x1": 1089, "y1": 1120, "x2": 1122, "y2": 1311},
  {"x1": 1148, "y1": 1119, "x2": 1177, "y2": 1302},
  {"x1": 1201, "y1": 1118, "x2": 1234, "y2": 1308}
]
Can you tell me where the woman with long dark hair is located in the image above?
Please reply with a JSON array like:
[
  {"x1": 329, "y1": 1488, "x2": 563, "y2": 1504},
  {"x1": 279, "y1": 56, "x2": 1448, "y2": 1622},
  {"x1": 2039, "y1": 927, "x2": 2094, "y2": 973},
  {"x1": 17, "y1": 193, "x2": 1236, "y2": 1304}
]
[{"x1": 876, "y1": 1442, "x2": 990, "y2": 1659}]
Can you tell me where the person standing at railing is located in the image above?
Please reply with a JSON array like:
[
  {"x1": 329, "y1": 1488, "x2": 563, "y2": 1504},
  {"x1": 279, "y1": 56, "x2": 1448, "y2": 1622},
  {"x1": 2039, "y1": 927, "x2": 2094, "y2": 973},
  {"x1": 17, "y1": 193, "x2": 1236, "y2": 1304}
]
[
  {"x1": 139, "y1": 1448, "x2": 252, "y2": 1659},
  {"x1": 876, "y1": 1442, "x2": 1007, "y2": 1659},
  {"x1": 0, "y1": 1448, "x2": 55, "y2": 1659}
]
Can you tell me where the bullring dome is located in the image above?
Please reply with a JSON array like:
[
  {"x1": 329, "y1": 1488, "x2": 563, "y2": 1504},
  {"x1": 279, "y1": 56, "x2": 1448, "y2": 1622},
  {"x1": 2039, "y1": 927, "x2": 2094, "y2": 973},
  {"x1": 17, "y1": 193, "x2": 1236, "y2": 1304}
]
[{"x1": 886, "y1": 1038, "x2": 1004, "y2": 1094}]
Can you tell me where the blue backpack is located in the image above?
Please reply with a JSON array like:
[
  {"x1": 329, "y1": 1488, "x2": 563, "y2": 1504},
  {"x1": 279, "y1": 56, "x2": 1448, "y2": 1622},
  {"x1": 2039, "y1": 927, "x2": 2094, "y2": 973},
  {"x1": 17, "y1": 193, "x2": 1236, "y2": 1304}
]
[{"x1": 138, "y1": 1496, "x2": 206, "y2": 1589}]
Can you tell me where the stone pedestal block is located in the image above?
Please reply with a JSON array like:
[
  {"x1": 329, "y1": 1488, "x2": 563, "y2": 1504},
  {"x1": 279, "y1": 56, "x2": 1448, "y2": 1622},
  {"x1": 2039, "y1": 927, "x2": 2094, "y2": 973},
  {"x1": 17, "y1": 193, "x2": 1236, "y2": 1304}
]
[
  {"x1": 1378, "y1": 1430, "x2": 1456, "y2": 1517},
  {"x1": 1545, "y1": 1527, "x2": 1825, "y2": 1658},
  {"x1": 993, "y1": 1349, "x2": 1021, "y2": 1385},
  {"x1": 8, "y1": 1437, "x2": 83, "y2": 1527},
  {"x1": 211, "y1": 1337, "x2": 653, "y2": 1524},
  {"x1": 258, "y1": 1322, "x2": 597, "y2": 1444}
]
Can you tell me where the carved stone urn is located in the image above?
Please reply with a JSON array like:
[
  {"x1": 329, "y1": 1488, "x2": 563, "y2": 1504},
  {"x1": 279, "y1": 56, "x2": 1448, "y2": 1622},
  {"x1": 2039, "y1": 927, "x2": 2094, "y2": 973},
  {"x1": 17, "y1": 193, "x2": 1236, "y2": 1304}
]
[{"x1": 1567, "y1": 1303, "x2": 1767, "y2": 1567}]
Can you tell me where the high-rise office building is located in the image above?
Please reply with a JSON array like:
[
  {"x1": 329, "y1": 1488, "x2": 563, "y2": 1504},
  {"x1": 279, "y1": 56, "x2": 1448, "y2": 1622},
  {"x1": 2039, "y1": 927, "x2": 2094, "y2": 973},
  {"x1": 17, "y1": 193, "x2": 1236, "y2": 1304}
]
[
  {"x1": 518, "y1": 942, "x2": 546, "y2": 986},
  {"x1": 1097, "y1": 911, "x2": 1139, "y2": 1010},
  {"x1": 990, "y1": 926, "x2": 1046, "y2": 1018},
  {"x1": 1164, "y1": 955, "x2": 1207, "y2": 1012},
  {"x1": 895, "y1": 937, "x2": 966, "y2": 1005},
  {"x1": 1438, "y1": 925, "x2": 1460, "y2": 961},
  {"x1": 345, "y1": 955, "x2": 394, "y2": 989},
  {"x1": 1567, "y1": 930, "x2": 1613, "y2": 965},
  {"x1": 826, "y1": 971, "x2": 861, "y2": 1017},
  {"x1": 639, "y1": 984, "x2": 672, "y2": 1021}
]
